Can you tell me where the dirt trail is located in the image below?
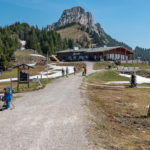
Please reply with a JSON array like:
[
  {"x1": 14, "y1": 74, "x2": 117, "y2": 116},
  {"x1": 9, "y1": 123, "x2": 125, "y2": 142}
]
[{"x1": 0, "y1": 62, "x2": 95, "y2": 150}]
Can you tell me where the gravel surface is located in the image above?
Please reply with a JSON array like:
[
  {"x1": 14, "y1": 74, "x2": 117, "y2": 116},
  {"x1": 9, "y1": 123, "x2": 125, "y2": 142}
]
[{"x1": 0, "y1": 62, "x2": 95, "y2": 150}]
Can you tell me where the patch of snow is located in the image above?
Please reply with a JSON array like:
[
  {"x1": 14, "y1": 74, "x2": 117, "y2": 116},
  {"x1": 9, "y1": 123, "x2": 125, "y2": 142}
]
[
  {"x1": 19, "y1": 40, "x2": 26, "y2": 50},
  {"x1": 106, "y1": 74, "x2": 150, "y2": 84},
  {"x1": 106, "y1": 81, "x2": 130, "y2": 84},
  {"x1": 0, "y1": 64, "x2": 74, "y2": 83},
  {"x1": 20, "y1": 40, "x2": 26, "y2": 46},
  {"x1": 27, "y1": 63, "x2": 36, "y2": 67},
  {"x1": 120, "y1": 74, "x2": 150, "y2": 84},
  {"x1": 30, "y1": 54, "x2": 45, "y2": 58},
  {"x1": 0, "y1": 78, "x2": 18, "y2": 83}
]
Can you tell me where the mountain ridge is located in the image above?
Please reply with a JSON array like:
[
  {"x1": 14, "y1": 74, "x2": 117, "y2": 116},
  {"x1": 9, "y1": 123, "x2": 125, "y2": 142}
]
[
  {"x1": 47, "y1": 6, "x2": 132, "y2": 50},
  {"x1": 47, "y1": 7, "x2": 106, "y2": 38}
]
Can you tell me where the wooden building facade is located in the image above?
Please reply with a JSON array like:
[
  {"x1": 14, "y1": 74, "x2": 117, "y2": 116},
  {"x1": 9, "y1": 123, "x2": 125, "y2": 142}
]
[{"x1": 56, "y1": 46, "x2": 134, "y2": 61}]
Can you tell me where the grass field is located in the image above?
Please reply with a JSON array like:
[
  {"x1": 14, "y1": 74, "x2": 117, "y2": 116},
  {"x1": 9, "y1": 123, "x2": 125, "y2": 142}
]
[
  {"x1": 94, "y1": 62, "x2": 150, "y2": 71},
  {"x1": 57, "y1": 24, "x2": 90, "y2": 41},
  {"x1": 87, "y1": 71, "x2": 129, "y2": 84},
  {"x1": 87, "y1": 72, "x2": 150, "y2": 150},
  {"x1": 13, "y1": 78, "x2": 52, "y2": 93},
  {"x1": 0, "y1": 78, "x2": 52, "y2": 93},
  {"x1": 0, "y1": 62, "x2": 83, "y2": 93},
  {"x1": 120, "y1": 63, "x2": 150, "y2": 79},
  {"x1": 14, "y1": 49, "x2": 37, "y2": 64},
  {"x1": 0, "y1": 65, "x2": 47, "y2": 80},
  {"x1": 14, "y1": 49, "x2": 36, "y2": 57},
  {"x1": 0, "y1": 64, "x2": 48, "y2": 92},
  {"x1": 93, "y1": 61, "x2": 116, "y2": 70},
  {"x1": 0, "y1": 69, "x2": 18, "y2": 79}
]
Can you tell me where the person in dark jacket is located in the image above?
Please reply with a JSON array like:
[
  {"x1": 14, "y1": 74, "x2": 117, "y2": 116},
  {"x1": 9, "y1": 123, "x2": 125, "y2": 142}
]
[
  {"x1": 130, "y1": 72, "x2": 137, "y2": 88},
  {"x1": 62, "y1": 68, "x2": 65, "y2": 77},
  {"x1": 66, "y1": 67, "x2": 69, "y2": 78},
  {"x1": 73, "y1": 66, "x2": 76, "y2": 75}
]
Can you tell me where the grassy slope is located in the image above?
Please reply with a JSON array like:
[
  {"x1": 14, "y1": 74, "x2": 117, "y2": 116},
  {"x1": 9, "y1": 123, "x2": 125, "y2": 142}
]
[
  {"x1": 0, "y1": 62, "x2": 84, "y2": 93},
  {"x1": 0, "y1": 78, "x2": 52, "y2": 93},
  {"x1": 121, "y1": 63, "x2": 150, "y2": 80},
  {"x1": 14, "y1": 50, "x2": 38, "y2": 64},
  {"x1": 14, "y1": 49, "x2": 37, "y2": 57},
  {"x1": 0, "y1": 65, "x2": 47, "y2": 92},
  {"x1": 0, "y1": 65, "x2": 47, "y2": 79},
  {"x1": 57, "y1": 24, "x2": 92, "y2": 47},
  {"x1": 88, "y1": 71, "x2": 129, "y2": 83},
  {"x1": 93, "y1": 62, "x2": 116, "y2": 70},
  {"x1": 94, "y1": 62, "x2": 150, "y2": 71},
  {"x1": 57, "y1": 24, "x2": 89, "y2": 40},
  {"x1": 87, "y1": 72, "x2": 150, "y2": 149}
]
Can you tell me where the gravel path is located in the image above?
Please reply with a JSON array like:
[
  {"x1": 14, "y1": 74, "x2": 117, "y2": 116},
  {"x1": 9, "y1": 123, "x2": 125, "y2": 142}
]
[{"x1": 0, "y1": 62, "x2": 94, "y2": 150}]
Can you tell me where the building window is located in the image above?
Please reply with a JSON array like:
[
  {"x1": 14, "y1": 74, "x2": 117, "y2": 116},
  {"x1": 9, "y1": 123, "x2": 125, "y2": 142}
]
[
  {"x1": 73, "y1": 56, "x2": 77, "y2": 60},
  {"x1": 79, "y1": 56, "x2": 84, "y2": 61},
  {"x1": 84, "y1": 56, "x2": 88, "y2": 60}
]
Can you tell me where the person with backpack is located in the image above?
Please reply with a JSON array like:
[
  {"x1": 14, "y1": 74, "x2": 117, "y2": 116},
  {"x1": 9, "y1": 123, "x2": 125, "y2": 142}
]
[
  {"x1": 2, "y1": 88, "x2": 12, "y2": 110},
  {"x1": 82, "y1": 66, "x2": 85, "y2": 76}
]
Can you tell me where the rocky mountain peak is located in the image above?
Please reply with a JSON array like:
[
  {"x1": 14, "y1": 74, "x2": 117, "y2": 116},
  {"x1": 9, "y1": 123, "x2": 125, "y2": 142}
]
[
  {"x1": 47, "y1": 6, "x2": 100, "y2": 32},
  {"x1": 57, "y1": 6, "x2": 93, "y2": 28},
  {"x1": 46, "y1": 6, "x2": 132, "y2": 50}
]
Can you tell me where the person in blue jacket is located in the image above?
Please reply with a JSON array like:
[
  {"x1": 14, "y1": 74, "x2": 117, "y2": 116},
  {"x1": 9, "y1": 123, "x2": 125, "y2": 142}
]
[{"x1": 2, "y1": 88, "x2": 12, "y2": 109}]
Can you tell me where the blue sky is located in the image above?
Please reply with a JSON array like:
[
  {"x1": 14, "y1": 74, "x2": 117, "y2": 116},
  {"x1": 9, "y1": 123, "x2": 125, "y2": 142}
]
[{"x1": 0, "y1": 0, "x2": 150, "y2": 49}]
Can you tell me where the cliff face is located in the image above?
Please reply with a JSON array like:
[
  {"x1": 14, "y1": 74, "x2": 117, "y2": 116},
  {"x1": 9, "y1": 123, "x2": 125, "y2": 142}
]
[
  {"x1": 47, "y1": 6, "x2": 104, "y2": 35},
  {"x1": 58, "y1": 7, "x2": 93, "y2": 28}
]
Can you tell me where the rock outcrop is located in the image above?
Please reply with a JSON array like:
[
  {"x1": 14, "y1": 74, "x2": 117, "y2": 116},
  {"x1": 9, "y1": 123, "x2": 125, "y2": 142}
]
[{"x1": 47, "y1": 6, "x2": 104, "y2": 35}]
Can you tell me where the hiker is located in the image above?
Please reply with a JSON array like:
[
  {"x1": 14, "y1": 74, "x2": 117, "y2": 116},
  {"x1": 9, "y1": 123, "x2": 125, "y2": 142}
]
[
  {"x1": 2, "y1": 88, "x2": 12, "y2": 110},
  {"x1": 73, "y1": 66, "x2": 76, "y2": 75},
  {"x1": 108, "y1": 65, "x2": 111, "y2": 70},
  {"x1": 147, "y1": 105, "x2": 150, "y2": 117},
  {"x1": 66, "y1": 67, "x2": 69, "y2": 78},
  {"x1": 82, "y1": 66, "x2": 85, "y2": 76},
  {"x1": 130, "y1": 72, "x2": 137, "y2": 88},
  {"x1": 84, "y1": 66, "x2": 87, "y2": 76},
  {"x1": 62, "y1": 68, "x2": 65, "y2": 77}
]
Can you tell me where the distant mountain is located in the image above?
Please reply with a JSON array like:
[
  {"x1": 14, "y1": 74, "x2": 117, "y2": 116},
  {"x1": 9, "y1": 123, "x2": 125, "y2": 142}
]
[
  {"x1": 47, "y1": 7, "x2": 100, "y2": 34},
  {"x1": 47, "y1": 6, "x2": 132, "y2": 50}
]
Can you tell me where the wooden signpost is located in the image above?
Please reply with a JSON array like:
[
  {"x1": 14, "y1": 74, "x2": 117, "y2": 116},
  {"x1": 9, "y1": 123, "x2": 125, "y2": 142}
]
[{"x1": 13, "y1": 64, "x2": 33, "y2": 91}]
